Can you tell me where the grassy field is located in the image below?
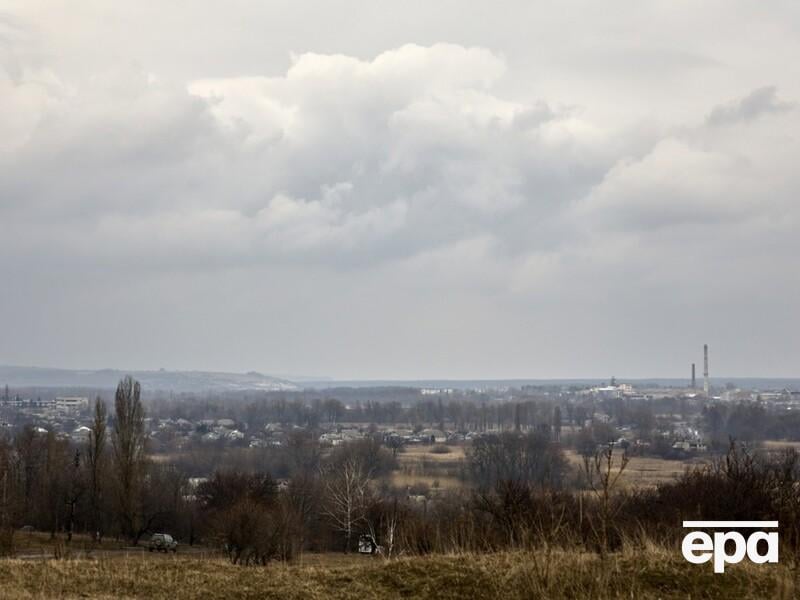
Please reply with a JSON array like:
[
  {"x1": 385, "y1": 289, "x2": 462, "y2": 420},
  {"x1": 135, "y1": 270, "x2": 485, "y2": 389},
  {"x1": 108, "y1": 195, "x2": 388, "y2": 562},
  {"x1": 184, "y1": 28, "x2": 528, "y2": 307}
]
[
  {"x1": 763, "y1": 440, "x2": 800, "y2": 451},
  {"x1": 563, "y1": 449, "x2": 706, "y2": 489},
  {"x1": 5, "y1": 531, "x2": 218, "y2": 562},
  {"x1": 390, "y1": 443, "x2": 709, "y2": 491},
  {"x1": 392, "y1": 444, "x2": 467, "y2": 490},
  {"x1": 0, "y1": 548, "x2": 794, "y2": 599}
]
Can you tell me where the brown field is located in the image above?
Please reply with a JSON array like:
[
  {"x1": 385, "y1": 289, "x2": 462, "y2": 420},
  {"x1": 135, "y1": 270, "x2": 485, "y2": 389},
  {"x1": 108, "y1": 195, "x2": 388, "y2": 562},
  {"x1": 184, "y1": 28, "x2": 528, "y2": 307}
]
[
  {"x1": 7, "y1": 532, "x2": 218, "y2": 562},
  {"x1": 0, "y1": 548, "x2": 792, "y2": 599},
  {"x1": 391, "y1": 472, "x2": 463, "y2": 490},
  {"x1": 392, "y1": 444, "x2": 467, "y2": 490},
  {"x1": 391, "y1": 443, "x2": 703, "y2": 491},
  {"x1": 763, "y1": 440, "x2": 800, "y2": 451},
  {"x1": 11, "y1": 532, "x2": 135, "y2": 556},
  {"x1": 563, "y1": 450, "x2": 706, "y2": 489},
  {"x1": 398, "y1": 445, "x2": 467, "y2": 461}
]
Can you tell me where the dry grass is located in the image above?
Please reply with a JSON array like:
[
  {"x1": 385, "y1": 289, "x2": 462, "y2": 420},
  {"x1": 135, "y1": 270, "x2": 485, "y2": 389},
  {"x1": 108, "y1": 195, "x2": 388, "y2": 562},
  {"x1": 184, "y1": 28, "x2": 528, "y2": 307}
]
[
  {"x1": 392, "y1": 444, "x2": 467, "y2": 490},
  {"x1": 763, "y1": 440, "x2": 800, "y2": 451},
  {"x1": 564, "y1": 450, "x2": 707, "y2": 489},
  {"x1": 0, "y1": 548, "x2": 794, "y2": 599},
  {"x1": 9, "y1": 532, "x2": 135, "y2": 555},
  {"x1": 399, "y1": 445, "x2": 467, "y2": 462},
  {"x1": 390, "y1": 444, "x2": 707, "y2": 491},
  {"x1": 391, "y1": 473, "x2": 463, "y2": 489}
]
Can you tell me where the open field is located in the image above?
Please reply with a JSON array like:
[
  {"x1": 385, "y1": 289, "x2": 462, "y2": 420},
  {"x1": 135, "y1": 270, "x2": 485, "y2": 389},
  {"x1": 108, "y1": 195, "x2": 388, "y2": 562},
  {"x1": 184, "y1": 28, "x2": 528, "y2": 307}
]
[
  {"x1": 563, "y1": 449, "x2": 707, "y2": 489},
  {"x1": 393, "y1": 444, "x2": 467, "y2": 490},
  {"x1": 398, "y1": 445, "x2": 467, "y2": 462},
  {"x1": 9, "y1": 532, "x2": 130, "y2": 555},
  {"x1": 0, "y1": 548, "x2": 793, "y2": 599},
  {"x1": 392, "y1": 443, "x2": 706, "y2": 491},
  {"x1": 5, "y1": 532, "x2": 218, "y2": 562},
  {"x1": 763, "y1": 440, "x2": 800, "y2": 451}
]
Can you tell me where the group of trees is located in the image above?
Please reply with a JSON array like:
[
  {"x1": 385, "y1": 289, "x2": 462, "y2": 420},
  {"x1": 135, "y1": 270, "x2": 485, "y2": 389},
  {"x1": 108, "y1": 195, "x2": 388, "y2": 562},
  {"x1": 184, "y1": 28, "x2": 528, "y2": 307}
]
[
  {"x1": 1, "y1": 375, "x2": 579, "y2": 559},
  {"x1": 4, "y1": 376, "x2": 800, "y2": 564},
  {"x1": 468, "y1": 431, "x2": 568, "y2": 490},
  {"x1": 189, "y1": 437, "x2": 400, "y2": 563},
  {"x1": 145, "y1": 390, "x2": 576, "y2": 435},
  {"x1": 701, "y1": 401, "x2": 800, "y2": 444},
  {"x1": 0, "y1": 376, "x2": 188, "y2": 553},
  {"x1": 195, "y1": 471, "x2": 291, "y2": 564},
  {"x1": 186, "y1": 428, "x2": 800, "y2": 563}
]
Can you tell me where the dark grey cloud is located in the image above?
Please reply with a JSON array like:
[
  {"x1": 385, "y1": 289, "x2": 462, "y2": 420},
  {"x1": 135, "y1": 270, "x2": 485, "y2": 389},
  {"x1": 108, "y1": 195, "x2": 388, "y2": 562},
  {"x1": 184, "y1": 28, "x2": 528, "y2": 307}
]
[{"x1": 707, "y1": 86, "x2": 794, "y2": 127}]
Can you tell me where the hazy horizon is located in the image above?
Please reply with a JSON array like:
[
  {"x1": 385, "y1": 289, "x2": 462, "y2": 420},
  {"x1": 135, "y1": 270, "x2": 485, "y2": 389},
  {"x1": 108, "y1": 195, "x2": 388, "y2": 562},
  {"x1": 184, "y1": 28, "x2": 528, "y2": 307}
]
[
  {"x1": 2, "y1": 2, "x2": 799, "y2": 380},
  {"x1": 2, "y1": 362, "x2": 799, "y2": 387}
]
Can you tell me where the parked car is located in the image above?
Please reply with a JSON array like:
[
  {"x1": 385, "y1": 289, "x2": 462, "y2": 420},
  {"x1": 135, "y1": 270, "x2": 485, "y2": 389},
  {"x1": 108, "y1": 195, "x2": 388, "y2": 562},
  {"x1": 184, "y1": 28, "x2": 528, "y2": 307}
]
[{"x1": 148, "y1": 533, "x2": 178, "y2": 553}]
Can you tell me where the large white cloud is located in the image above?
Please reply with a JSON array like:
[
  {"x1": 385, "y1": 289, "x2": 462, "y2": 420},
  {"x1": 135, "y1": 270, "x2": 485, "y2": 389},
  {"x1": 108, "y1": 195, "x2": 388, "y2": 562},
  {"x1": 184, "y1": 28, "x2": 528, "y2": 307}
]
[
  {"x1": 1, "y1": 43, "x2": 620, "y2": 271},
  {"x1": 0, "y1": 5, "x2": 799, "y2": 379}
]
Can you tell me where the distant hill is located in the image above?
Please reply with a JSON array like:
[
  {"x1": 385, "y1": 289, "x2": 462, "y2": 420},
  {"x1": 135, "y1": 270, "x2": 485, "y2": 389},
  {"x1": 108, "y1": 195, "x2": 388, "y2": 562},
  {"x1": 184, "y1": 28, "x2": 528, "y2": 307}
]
[
  {"x1": 0, "y1": 365, "x2": 297, "y2": 393},
  {"x1": 301, "y1": 377, "x2": 800, "y2": 391}
]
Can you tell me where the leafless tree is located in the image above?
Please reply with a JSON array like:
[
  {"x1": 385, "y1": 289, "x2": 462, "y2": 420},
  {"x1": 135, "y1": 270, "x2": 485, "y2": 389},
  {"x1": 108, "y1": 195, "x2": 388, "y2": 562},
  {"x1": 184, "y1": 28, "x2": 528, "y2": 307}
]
[
  {"x1": 286, "y1": 474, "x2": 319, "y2": 553},
  {"x1": 64, "y1": 449, "x2": 84, "y2": 543},
  {"x1": 380, "y1": 497, "x2": 402, "y2": 559},
  {"x1": 112, "y1": 376, "x2": 147, "y2": 542},
  {"x1": 0, "y1": 440, "x2": 16, "y2": 555},
  {"x1": 582, "y1": 443, "x2": 629, "y2": 558},
  {"x1": 322, "y1": 457, "x2": 372, "y2": 552},
  {"x1": 41, "y1": 431, "x2": 69, "y2": 539},
  {"x1": 133, "y1": 464, "x2": 187, "y2": 544},
  {"x1": 85, "y1": 397, "x2": 107, "y2": 541}
]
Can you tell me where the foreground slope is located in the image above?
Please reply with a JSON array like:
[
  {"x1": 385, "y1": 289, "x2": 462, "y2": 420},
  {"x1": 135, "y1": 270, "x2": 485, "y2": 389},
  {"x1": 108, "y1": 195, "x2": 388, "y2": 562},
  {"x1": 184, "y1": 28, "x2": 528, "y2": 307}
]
[{"x1": 0, "y1": 550, "x2": 792, "y2": 599}]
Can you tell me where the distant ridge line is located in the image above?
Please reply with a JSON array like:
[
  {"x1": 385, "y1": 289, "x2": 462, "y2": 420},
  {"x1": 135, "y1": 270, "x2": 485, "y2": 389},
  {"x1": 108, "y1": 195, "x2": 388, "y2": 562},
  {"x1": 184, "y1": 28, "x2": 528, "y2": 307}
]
[{"x1": 0, "y1": 365, "x2": 297, "y2": 393}]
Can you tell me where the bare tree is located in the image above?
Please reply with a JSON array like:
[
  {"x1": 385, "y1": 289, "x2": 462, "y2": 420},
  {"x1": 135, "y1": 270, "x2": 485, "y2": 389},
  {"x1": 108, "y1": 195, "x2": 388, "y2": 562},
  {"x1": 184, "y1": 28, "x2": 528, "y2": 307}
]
[
  {"x1": 467, "y1": 431, "x2": 568, "y2": 491},
  {"x1": 41, "y1": 431, "x2": 69, "y2": 540},
  {"x1": 380, "y1": 497, "x2": 402, "y2": 559},
  {"x1": 86, "y1": 397, "x2": 107, "y2": 541},
  {"x1": 196, "y1": 471, "x2": 286, "y2": 564},
  {"x1": 552, "y1": 406, "x2": 562, "y2": 442},
  {"x1": 286, "y1": 474, "x2": 319, "y2": 553},
  {"x1": 134, "y1": 464, "x2": 187, "y2": 544},
  {"x1": 112, "y1": 376, "x2": 147, "y2": 542},
  {"x1": 582, "y1": 443, "x2": 629, "y2": 558},
  {"x1": 0, "y1": 439, "x2": 16, "y2": 555},
  {"x1": 64, "y1": 449, "x2": 83, "y2": 543},
  {"x1": 322, "y1": 457, "x2": 371, "y2": 552}
]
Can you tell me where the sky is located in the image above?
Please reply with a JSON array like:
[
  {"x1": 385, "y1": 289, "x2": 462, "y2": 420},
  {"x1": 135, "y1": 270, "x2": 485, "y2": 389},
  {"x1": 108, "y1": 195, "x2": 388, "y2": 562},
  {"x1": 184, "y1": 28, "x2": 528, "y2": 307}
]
[{"x1": 1, "y1": 1, "x2": 799, "y2": 380}]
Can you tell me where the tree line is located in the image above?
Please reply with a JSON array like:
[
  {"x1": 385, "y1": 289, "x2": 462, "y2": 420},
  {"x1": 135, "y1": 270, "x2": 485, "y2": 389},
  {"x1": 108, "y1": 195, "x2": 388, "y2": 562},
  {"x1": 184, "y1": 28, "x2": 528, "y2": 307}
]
[
  {"x1": 0, "y1": 376, "x2": 189, "y2": 551},
  {"x1": 3, "y1": 377, "x2": 800, "y2": 565}
]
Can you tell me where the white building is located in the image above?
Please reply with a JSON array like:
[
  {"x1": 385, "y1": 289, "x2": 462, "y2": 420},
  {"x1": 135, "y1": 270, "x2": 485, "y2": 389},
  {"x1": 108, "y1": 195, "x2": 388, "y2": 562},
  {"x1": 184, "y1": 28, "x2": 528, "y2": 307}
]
[
  {"x1": 672, "y1": 440, "x2": 708, "y2": 452},
  {"x1": 72, "y1": 426, "x2": 92, "y2": 443},
  {"x1": 56, "y1": 397, "x2": 89, "y2": 412}
]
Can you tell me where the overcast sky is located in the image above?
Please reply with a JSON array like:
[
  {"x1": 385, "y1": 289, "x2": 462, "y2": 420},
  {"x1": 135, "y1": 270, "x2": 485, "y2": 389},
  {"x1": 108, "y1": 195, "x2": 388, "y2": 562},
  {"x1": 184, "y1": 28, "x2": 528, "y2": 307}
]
[{"x1": 1, "y1": 1, "x2": 798, "y2": 380}]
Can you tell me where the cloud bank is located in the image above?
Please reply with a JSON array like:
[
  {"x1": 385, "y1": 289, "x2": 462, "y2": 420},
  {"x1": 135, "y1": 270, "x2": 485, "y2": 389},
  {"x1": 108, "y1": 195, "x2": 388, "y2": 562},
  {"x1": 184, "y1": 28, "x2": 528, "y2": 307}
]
[{"x1": 1, "y1": 6, "x2": 798, "y2": 379}]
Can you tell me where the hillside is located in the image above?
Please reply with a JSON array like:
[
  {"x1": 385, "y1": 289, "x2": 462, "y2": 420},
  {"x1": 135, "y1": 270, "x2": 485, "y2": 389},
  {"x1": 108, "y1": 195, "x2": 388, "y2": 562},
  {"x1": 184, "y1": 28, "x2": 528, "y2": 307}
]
[
  {"x1": 0, "y1": 550, "x2": 790, "y2": 599},
  {"x1": 0, "y1": 366, "x2": 297, "y2": 393}
]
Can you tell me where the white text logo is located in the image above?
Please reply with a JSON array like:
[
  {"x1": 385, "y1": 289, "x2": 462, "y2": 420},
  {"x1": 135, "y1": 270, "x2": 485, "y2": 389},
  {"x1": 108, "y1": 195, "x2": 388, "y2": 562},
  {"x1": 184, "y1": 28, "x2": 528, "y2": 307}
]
[{"x1": 681, "y1": 521, "x2": 779, "y2": 573}]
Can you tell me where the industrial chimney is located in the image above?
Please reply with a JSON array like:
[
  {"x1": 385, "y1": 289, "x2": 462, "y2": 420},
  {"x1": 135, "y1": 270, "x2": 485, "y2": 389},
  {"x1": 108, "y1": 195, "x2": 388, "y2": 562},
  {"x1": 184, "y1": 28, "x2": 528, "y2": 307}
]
[
  {"x1": 703, "y1": 344, "x2": 709, "y2": 395},
  {"x1": 691, "y1": 363, "x2": 696, "y2": 389}
]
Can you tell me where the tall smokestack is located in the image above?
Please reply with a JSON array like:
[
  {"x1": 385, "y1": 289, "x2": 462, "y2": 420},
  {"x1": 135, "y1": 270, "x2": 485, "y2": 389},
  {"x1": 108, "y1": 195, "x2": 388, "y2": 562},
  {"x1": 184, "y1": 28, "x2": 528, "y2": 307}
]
[
  {"x1": 703, "y1": 344, "x2": 709, "y2": 395},
  {"x1": 691, "y1": 363, "x2": 696, "y2": 389}
]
